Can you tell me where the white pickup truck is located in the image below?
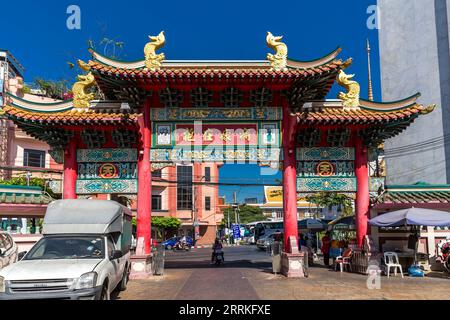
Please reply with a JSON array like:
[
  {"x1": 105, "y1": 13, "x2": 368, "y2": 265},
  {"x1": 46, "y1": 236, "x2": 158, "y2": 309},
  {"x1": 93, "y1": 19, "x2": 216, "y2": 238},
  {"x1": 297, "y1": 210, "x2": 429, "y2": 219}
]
[{"x1": 0, "y1": 199, "x2": 132, "y2": 300}]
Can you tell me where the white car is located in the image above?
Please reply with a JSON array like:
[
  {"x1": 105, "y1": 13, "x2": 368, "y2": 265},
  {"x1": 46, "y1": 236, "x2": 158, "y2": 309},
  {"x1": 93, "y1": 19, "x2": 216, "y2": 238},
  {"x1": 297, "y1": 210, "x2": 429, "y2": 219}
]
[
  {"x1": 0, "y1": 234, "x2": 129, "y2": 300},
  {"x1": 0, "y1": 232, "x2": 18, "y2": 270},
  {"x1": 0, "y1": 200, "x2": 132, "y2": 300}
]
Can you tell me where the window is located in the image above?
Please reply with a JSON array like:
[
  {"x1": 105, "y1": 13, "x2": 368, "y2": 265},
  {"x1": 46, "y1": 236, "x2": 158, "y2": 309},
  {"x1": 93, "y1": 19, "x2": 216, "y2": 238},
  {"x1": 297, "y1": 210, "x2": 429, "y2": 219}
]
[
  {"x1": 152, "y1": 195, "x2": 162, "y2": 211},
  {"x1": 24, "y1": 149, "x2": 46, "y2": 168},
  {"x1": 177, "y1": 166, "x2": 192, "y2": 210},
  {"x1": 107, "y1": 237, "x2": 115, "y2": 259},
  {"x1": 205, "y1": 167, "x2": 211, "y2": 182},
  {"x1": 152, "y1": 170, "x2": 162, "y2": 178},
  {"x1": 205, "y1": 196, "x2": 211, "y2": 211}
]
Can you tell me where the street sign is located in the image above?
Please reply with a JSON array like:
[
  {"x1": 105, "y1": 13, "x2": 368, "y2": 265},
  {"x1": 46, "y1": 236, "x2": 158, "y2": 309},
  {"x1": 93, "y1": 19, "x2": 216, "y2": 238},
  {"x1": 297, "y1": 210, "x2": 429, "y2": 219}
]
[{"x1": 232, "y1": 224, "x2": 241, "y2": 239}]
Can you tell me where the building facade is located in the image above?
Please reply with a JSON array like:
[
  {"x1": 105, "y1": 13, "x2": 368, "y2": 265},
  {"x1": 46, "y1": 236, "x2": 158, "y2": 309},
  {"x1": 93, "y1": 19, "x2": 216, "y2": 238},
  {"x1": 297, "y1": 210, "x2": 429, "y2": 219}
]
[
  {"x1": 149, "y1": 163, "x2": 223, "y2": 244},
  {"x1": 1, "y1": 50, "x2": 63, "y2": 183},
  {"x1": 251, "y1": 186, "x2": 319, "y2": 220},
  {"x1": 379, "y1": 0, "x2": 450, "y2": 184}
]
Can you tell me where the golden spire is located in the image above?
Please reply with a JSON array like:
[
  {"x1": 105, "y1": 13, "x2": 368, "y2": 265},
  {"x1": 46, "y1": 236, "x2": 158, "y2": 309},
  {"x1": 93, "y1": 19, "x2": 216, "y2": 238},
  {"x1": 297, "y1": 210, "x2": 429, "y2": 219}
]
[{"x1": 366, "y1": 39, "x2": 374, "y2": 101}]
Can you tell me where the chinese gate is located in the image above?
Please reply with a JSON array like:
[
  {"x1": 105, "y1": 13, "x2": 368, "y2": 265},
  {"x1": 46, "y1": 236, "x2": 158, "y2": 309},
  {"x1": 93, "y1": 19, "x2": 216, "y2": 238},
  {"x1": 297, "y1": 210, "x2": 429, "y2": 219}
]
[{"x1": 2, "y1": 32, "x2": 435, "y2": 276}]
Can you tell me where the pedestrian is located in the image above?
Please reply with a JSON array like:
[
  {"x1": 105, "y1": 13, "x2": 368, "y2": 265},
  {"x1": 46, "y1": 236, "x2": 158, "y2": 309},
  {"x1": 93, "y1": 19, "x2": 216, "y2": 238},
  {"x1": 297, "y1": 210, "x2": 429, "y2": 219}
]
[
  {"x1": 299, "y1": 234, "x2": 307, "y2": 248},
  {"x1": 321, "y1": 231, "x2": 331, "y2": 267}
]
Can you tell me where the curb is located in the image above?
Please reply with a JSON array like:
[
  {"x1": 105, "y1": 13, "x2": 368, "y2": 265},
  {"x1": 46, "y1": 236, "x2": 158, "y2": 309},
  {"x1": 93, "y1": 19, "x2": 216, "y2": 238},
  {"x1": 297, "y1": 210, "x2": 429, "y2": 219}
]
[
  {"x1": 192, "y1": 245, "x2": 212, "y2": 249},
  {"x1": 192, "y1": 244, "x2": 242, "y2": 249}
]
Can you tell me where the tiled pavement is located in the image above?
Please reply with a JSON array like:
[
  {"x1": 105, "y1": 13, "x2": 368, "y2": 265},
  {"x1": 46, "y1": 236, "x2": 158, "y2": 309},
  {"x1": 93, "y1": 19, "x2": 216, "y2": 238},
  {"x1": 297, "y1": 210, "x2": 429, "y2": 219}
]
[{"x1": 115, "y1": 247, "x2": 450, "y2": 300}]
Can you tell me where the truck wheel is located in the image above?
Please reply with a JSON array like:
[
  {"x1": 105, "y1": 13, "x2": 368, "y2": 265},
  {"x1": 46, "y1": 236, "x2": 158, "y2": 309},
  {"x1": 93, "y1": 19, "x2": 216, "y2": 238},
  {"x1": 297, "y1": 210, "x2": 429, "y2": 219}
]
[
  {"x1": 119, "y1": 265, "x2": 130, "y2": 291},
  {"x1": 166, "y1": 245, "x2": 172, "y2": 250},
  {"x1": 100, "y1": 283, "x2": 110, "y2": 300}
]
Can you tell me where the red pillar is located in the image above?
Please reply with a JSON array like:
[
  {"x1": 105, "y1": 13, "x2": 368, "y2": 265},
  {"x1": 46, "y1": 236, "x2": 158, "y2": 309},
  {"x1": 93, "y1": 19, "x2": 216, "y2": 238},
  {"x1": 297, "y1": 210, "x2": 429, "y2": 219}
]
[
  {"x1": 63, "y1": 138, "x2": 78, "y2": 199},
  {"x1": 137, "y1": 105, "x2": 152, "y2": 255},
  {"x1": 282, "y1": 104, "x2": 299, "y2": 253},
  {"x1": 355, "y1": 136, "x2": 370, "y2": 248}
]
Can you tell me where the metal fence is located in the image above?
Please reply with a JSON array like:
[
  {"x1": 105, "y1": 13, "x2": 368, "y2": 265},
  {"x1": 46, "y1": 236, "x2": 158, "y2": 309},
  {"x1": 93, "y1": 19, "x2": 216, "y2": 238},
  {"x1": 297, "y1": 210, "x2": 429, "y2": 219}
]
[{"x1": 151, "y1": 245, "x2": 166, "y2": 276}]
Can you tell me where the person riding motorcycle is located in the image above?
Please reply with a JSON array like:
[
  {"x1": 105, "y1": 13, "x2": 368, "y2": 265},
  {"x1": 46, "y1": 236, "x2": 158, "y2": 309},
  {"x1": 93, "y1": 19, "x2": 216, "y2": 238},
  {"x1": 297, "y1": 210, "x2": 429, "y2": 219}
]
[
  {"x1": 211, "y1": 238, "x2": 224, "y2": 264},
  {"x1": 175, "y1": 235, "x2": 188, "y2": 250},
  {"x1": 437, "y1": 236, "x2": 450, "y2": 272}
]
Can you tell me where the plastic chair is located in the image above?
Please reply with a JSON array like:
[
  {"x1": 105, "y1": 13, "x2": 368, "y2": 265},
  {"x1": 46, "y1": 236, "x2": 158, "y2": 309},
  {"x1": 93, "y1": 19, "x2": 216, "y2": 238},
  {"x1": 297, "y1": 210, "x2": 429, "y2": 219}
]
[
  {"x1": 335, "y1": 248, "x2": 352, "y2": 272},
  {"x1": 383, "y1": 252, "x2": 404, "y2": 278}
]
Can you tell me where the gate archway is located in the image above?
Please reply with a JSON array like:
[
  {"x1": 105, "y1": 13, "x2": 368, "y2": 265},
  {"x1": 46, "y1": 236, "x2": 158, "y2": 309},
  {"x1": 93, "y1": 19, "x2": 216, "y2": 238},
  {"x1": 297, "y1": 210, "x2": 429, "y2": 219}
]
[{"x1": 2, "y1": 32, "x2": 435, "y2": 276}]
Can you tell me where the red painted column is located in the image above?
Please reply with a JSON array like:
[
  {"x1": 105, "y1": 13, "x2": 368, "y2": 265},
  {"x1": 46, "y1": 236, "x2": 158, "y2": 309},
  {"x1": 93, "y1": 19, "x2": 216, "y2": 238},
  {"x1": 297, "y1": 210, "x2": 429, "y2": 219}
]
[
  {"x1": 355, "y1": 136, "x2": 370, "y2": 248},
  {"x1": 137, "y1": 104, "x2": 152, "y2": 255},
  {"x1": 63, "y1": 137, "x2": 78, "y2": 199},
  {"x1": 282, "y1": 103, "x2": 299, "y2": 253}
]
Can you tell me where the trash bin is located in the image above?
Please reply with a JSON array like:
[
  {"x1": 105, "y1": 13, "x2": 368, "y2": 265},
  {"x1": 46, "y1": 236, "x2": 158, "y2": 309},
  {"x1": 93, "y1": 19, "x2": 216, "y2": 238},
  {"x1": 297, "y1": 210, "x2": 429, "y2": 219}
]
[
  {"x1": 272, "y1": 241, "x2": 282, "y2": 274},
  {"x1": 152, "y1": 245, "x2": 165, "y2": 276}
]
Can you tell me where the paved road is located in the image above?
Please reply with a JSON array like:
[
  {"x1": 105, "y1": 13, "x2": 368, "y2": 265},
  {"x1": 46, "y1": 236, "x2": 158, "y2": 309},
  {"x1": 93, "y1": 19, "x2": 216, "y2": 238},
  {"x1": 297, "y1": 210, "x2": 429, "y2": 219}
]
[
  {"x1": 166, "y1": 246, "x2": 269, "y2": 300},
  {"x1": 116, "y1": 245, "x2": 450, "y2": 300}
]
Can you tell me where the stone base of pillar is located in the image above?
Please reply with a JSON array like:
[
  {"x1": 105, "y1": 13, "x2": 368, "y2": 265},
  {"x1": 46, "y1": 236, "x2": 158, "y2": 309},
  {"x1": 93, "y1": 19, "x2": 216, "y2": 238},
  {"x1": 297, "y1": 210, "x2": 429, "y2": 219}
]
[
  {"x1": 280, "y1": 252, "x2": 306, "y2": 278},
  {"x1": 129, "y1": 254, "x2": 153, "y2": 279}
]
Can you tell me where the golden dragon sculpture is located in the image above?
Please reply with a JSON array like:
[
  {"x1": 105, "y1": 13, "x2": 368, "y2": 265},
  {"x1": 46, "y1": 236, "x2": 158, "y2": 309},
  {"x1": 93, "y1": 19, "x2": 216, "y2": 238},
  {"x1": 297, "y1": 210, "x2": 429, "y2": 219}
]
[
  {"x1": 144, "y1": 31, "x2": 166, "y2": 71},
  {"x1": 72, "y1": 60, "x2": 96, "y2": 109},
  {"x1": 337, "y1": 68, "x2": 360, "y2": 111},
  {"x1": 266, "y1": 32, "x2": 288, "y2": 71}
]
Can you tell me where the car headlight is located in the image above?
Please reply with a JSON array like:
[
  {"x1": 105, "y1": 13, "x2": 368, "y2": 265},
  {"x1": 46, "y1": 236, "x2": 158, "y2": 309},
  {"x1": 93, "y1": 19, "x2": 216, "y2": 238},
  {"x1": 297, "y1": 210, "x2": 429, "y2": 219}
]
[{"x1": 73, "y1": 272, "x2": 98, "y2": 290}]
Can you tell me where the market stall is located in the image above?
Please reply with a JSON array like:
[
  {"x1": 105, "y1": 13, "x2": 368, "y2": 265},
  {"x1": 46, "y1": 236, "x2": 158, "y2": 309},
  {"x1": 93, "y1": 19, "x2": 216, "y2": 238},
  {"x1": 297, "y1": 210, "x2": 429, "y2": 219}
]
[{"x1": 369, "y1": 207, "x2": 450, "y2": 275}]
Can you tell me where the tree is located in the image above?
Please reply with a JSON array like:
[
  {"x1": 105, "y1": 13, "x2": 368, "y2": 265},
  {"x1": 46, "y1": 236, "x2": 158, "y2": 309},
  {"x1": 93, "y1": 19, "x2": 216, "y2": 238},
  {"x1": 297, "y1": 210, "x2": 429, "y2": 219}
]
[
  {"x1": 306, "y1": 192, "x2": 353, "y2": 217},
  {"x1": 31, "y1": 78, "x2": 71, "y2": 100},
  {"x1": 222, "y1": 204, "x2": 267, "y2": 225},
  {"x1": 132, "y1": 216, "x2": 182, "y2": 240}
]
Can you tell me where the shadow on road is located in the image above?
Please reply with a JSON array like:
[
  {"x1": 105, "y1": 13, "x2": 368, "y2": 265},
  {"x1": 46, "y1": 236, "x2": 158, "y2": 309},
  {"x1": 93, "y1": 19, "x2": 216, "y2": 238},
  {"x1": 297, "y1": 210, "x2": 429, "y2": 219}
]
[{"x1": 164, "y1": 259, "x2": 271, "y2": 270}]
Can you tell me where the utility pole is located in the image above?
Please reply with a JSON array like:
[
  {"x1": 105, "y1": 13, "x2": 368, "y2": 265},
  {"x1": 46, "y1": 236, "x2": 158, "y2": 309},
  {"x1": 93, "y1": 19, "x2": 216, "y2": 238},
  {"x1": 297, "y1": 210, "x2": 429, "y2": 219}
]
[
  {"x1": 232, "y1": 191, "x2": 239, "y2": 244},
  {"x1": 227, "y1": 202, "x2": 231, "y2": 244}
]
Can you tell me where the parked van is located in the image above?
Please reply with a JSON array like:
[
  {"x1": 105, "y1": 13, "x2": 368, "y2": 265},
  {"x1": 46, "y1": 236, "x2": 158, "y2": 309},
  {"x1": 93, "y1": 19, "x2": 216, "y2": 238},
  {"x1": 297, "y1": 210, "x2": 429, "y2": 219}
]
[{"x1": 0, "y1": 200, "x2": 132, "y2": 300}]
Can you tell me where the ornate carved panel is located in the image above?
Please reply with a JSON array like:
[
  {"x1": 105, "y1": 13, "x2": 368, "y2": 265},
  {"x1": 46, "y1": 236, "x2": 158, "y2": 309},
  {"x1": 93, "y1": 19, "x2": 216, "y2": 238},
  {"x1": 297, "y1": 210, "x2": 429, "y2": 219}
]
[{"x1": 297, "y1": 177, "x2": 357, "y2": 192}]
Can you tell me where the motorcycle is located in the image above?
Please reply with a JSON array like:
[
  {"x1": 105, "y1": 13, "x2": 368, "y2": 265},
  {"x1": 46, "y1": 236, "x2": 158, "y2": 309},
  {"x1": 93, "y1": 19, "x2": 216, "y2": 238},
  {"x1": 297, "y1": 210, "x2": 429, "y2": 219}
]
[
  {"x1": 213, "y1": 249, "x2": 224, "y2": 265},
  {"x1": 436, "y1": 238, "x2": 450, "y2": 273},
  {"x1": 173, "y1": 241, "x2": 191, "y2": 252}
]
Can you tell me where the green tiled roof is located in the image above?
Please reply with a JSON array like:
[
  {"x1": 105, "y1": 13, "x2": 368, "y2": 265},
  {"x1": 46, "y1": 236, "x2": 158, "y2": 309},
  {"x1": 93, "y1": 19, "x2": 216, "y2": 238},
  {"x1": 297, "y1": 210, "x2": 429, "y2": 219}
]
[
  {"x1": 373, "y1": 182, "x2": 450, "y2": 205},
  {"x1": 0, "y1": 185, "x2": 53, "y2": 205}
]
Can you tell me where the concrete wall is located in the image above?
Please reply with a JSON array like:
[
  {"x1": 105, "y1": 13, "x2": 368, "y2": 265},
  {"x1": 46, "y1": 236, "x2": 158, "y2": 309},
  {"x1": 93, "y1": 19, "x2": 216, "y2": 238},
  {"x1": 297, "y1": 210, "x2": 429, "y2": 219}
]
[{"x1": 379, "y1": 0, "x2": 450, "y2": 184}]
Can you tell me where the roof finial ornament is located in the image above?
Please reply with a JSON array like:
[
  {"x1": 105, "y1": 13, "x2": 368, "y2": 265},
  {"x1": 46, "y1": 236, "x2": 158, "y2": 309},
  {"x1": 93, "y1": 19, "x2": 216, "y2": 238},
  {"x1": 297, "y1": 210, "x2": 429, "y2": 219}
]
[
  {"x1": 367, "y1": 39, "x2": 374, "y2": 101},
  {"x1": 266, "y1": 32, "x2": 288, "y2": 71},
  {"x1": 72, "y1": 60, "x2": 96, "y2": 110},
  {"x1": 420, "y1": 104, "x2": 437, "y2": 114},
  {"x1": 336, "y1": 63, "x2": 361, "y2": 111},
  {"x1": 144, "y1": 31, "x2": 166, "y2": 71}
]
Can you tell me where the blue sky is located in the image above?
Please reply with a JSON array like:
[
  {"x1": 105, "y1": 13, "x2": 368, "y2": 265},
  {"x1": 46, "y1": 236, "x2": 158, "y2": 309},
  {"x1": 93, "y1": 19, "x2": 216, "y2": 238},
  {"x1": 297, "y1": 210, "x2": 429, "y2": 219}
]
[{"x1": 2, "y1": 0, "x2": 380, "y2": 203}]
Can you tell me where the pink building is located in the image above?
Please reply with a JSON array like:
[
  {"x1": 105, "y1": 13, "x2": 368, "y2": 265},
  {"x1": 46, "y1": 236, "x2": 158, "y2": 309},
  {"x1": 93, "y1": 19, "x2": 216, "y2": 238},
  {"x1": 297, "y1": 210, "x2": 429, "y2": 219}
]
[{"x1": 2, "y1": 78, "x2": 63, "y2": 181}]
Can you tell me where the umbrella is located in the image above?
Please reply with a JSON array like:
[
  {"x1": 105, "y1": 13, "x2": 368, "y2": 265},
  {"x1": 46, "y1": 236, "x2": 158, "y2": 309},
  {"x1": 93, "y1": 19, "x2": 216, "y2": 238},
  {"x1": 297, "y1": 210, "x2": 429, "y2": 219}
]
[
  {"x1": 369, "y1": 208, "x2": 450, "y2": 227},
  {"x1": 369, "y1": 208, "x2": 450, "y2": 266}
]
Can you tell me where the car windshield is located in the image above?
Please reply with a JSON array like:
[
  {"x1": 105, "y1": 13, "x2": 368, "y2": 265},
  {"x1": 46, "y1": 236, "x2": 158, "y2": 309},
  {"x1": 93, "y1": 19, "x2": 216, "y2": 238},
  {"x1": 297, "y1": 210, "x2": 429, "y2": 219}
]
[{"x1": 24, "y1": 236, "x2": 105, "y2": 260}]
